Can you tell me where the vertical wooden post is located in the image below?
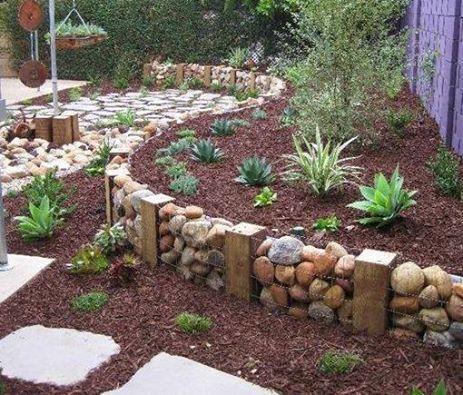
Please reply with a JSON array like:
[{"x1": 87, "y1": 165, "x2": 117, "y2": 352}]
[
  {"x1": 224, "y1": 222, "x2": 266, "y2": 302},
  {"x1": 176, "y1": 64, "x2": 185, "y2": 85},
  {"x1": 104, "y1": 169, "x2": 128, "y2": 226},
  {"x1": 229, "y1": 69, "x2": 237, "y2": 86},
  {"x1": 204, "y1": 65, "x2": 212, "y2": 88},
  {"x1": 70, "y1": 112, "x2": 80, "y2": 142},
  {"x1": 264, "y1": 76, "x2": 271, "y2": 92},
  {"x1": 34, "y1": 115, "x2": 53, "y2": 141},
  {"x1": 352, "y1": 249, "x2": 397, "y2": 336},
  {"x1": 140, "y1": 194, "x2": 175, "y2": 266},
  {"x1": 52, "y1": 115, "x2": 73, "y2": 145},
  {"x1": 249, "y1": 72, "x2": 256, "y2": 90}
]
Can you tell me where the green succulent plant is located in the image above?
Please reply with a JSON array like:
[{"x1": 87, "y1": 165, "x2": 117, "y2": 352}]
[
  {"x1": 15, "y1": 196, "x2": 58, "y2": 241},
  {"x1": 85, "y1": 139, "x2": 112, "y2": 177},
  {"x1": 94, "y1": 224, "x2": 127, "y2": 255},
  {"x1": 313, "y1": 215, "x2": 341, "y2": 232},
  {"x1": 190, "y1": 139, "x2": 225, "y2": 163},
  {"x1": 68, "y1": 245, "x2": 109, "y2": 275},
  {"x1": 170, "y1": 174, "x2": 199, "y2": 196},
  {"x1": 71, "y1": 291, "x2": 109, "y2": 313},
  {"x1": 211, "y1": 119, "x2": 236, "y2": 136},
  {"x1": 252, "y1": 109, "x2": 268, "y2": 120},
  {"x1": 236, "y1": 157, "x2": 275, "y2": 187},
  {"x1": 227, "y1": 47, "x2": 250, "y2": 68},
  {"x1": 254, "y1": 187, "x2": 277, "y2": 207}
]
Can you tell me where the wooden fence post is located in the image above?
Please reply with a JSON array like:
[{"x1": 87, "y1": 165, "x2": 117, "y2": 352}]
[
  {"x1": 176, "y1": 64, "x2": 185, "y2": 85},
  {"x1": 224, "y1": 222, "x2": 266, "y2": 302},
  {"x1": 204, "y1": 66, "x2": 212, "y2": 88},
  {"x1": 249, "y1": 72, "x2": 256, "y2": 90},
  {"x1": 140, "y1": 194, "x2": 175, "y2": 267},
  {"x1": 229, "y1": 69, "x2": 237, "y2": 86},
  {"x1": 352, "y1": 249, "x2": 397, "y2": 336},
  {"x1": 52, "y1": 115, "x2": 73, "y2": 145},
  {"x1": 34, "y1": 115, "x2": 53, "y2": 141},
  {"x1": 104, "y1": 169, "x2": 129, "y2": 226}
]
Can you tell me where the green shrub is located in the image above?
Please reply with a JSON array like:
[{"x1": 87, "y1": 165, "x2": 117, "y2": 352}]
[
  {"x1": 69, "y1": 86, "x2": 83, "y2": 101},
  {"x1": 313, "y1": 215, "x2": 341, "y2": 232},
  {"x1": 142, "y1": 75, "x2": 156, "y2": 87},
  {"x1": 164, "y1": 75, "x2": 177, "y2": 89},
  {"x1": 165, "y1": 162, "x2": 188, "y2": 179},
  {"x1": 348, "y1": 165, "x2": 417, "y2": 227},
  {"x1": 71, "y1": 291, "x2": 109, "y2": 312},
  {"x1": 85, "y1": 139, "x2": 112, "y2": 176},
  {"x1": 282, "y1": 128, "x2": 362, "y2": 196},
  {"x1": 157, "y1": 139, "x2": 194, "y2": 157},
  {"x1": 317, "y1": 350, "x2": 363, "y2": 375},
  {"x1": 170, "y1": 174, "x2": 199, "y2": 196},
  {"x1": 254, "y1": 187, "x2": 277, "y2": 207},
  {"x1": 235, "y1": 88, "x2": 259, "y2": 102},
  {"x1": 227, "y1": 47, "x2": 250, "y2": 68},
  {"x1": 113, "y1": 110, "x2": 136, "y2": 127},
  {"x1": 230, "y1": 119, "x2": 251, "y2": 128},
  {"x1": 386, "y1": 109, "x2": 414, "y2": 137},
  {"x1": 175, "y1": 312, "x2": 213, "y2": 334},
  {"x1": 113, "y1": 77, "x2": 130, "y2": 90},
  {"x1": 252, "y1": 109, "x2": 267, "y2": 120},
  {"x1": 236, "y1": 157, "x2": 274, "y2": 187},
  {"x1": 191, "y1": 139, "x2": 225, "y2": 163},
  {"x1": 94, "y1": 224, "x2": 127, "y2": 255},
  {"x1": 155, "y1": 156, "x2": 176, "y2": 168},
  {"x1": 68, "y1": 245, "x2": 109, "y2": 274},
  {"x1": 15, "y1": 196, "x2": 58, "y2": 241},
  {"x1": 211, "y1": 119, "x2": 236, "y2": 136},
  {"x1": 412, "y1": 379, "x2": 446, "y2": 395},
  {"x1": 210, "y1": 81, "x2": 224, "y2": 92},
  {"x1": 176, "y1": 129, "x2": 197, "y2": 139},
  {"x1": 281, "y1": 106, "x2": 298, "y2": 126},
  {"x1": 428, "y1": 147, "x2": 463, "y2": 199}
]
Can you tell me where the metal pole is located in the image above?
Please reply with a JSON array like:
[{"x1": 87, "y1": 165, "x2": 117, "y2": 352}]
[
  {"x1": 0, "y1": 77, "x2": 5, "y2": 122},
  {"x1": 0, "y1": 177, "x2": 12, "y2": 271},
  {"x1": 49, "y1": 0, "x2": 59, "y2": 115}
]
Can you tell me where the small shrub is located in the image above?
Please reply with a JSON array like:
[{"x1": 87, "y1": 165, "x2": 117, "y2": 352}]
[
  {"x1": 113, "y1": 110, "x2": 136, "y2": 127},
  {"x1": 412, "y1": 379, "x2": 446, "y2": 395},
  {"x1": 109, "y1": 252, "x2": 141, "y2": 283},
  {"x1": 317, "y1": 350, "x2": 363, "y2": 375},
  {"x1": 281, "y1": 106, "x2": 298, "y2": 125},
  {"x1": 88, "y1": 75, "x2": 102, "y2": 87},
  {"x1": 227, "y1": 47, "x2": 250, "y2": 68},
  {"x1": 252, "y1": 109, "x2": 267, "y2": 120},
  {"x1": 85, "y1": 139, "x2": 113, "y2": 177},
  {"x1": 386, "y1": 109, "x2": 414, "y2": 137},
  {"x1": 69, "y1": 86, "x2": 82, "y2": 101},
  {"x1": 191, "y1": 139, "x2": 225, "y2": 163},
  {"x1": 211, "y1": 119, "x2": 236, "y2": 137},
  {"x1": 175, "y1": 312, "x2": 213, "y2": 334},
  {"x1": 235, "y1": 88, "x2": 259, "y2": 102},
  {"x1": 170, "y1": 174, "x2": 199, "y2": 196},
  {"x1": 211, "y1": 81, "x2": 224, "y2": 92},
  {"x1": 15, "y1": 196, "x2": 58, "y2": 241},
  {"x1": 139, "y1": 86, "x2": 149, "y2": 97},
  {"x1": 94, "y1": 224, "x2": 127, "y2": 255},
  {"x1": 113, "y1": 77, "x2": 130, "y2": 90},
  {"x1": 348, "y1": 165, "x2": 417, "y2": 227},
  {"x1": 230, "y1": 119, "x2": 251, "y2": 128},
  {"x1": 71, "y1": 291, "x2": 109, "y2": 313},
  {"x1": 142, "y1": 75, "x2": 156, "y2": 87},
  {"x1": 164, "y1": 75, "x2": 176, "y2": 89},
  {"x1": 165, "y1": 162, "x2": 188, "y2": 179},
  {"x1": 157, "y1": 139, "x2": 193, "y2": 158},
  {"x1": 68, "y1": 245, "x2": 109, "y2": 274},
  {"x1": 313, "y1": 216, "x2": 341, "y2": 232},
  {"x1": 282, "y1": 128, "x2": 362, "y2": 196},
  {"x1": 236, "y1": 157, "x2": 275, "y2": 187},
  {"x1": 254, "y1": 187, "x2": 277, "y2": 207},
  {"x1": 227, "y1": 84, "x2": 239, "y2": 97},
  {"x1": 154, "y1": 156, "x2": 176, "y2": 168},
  {"x1": 176, "y1": 129, "x2": 196, "y2": 139},
  {"x1": 428, "y1": 147, "x2": 463, "y2": 199},
  {"x1": 187, "y1": 77, "x2": 204, "y2": 89},
  {"x1": 21, "y1": 98, "x2": 33, "y2": 106}
]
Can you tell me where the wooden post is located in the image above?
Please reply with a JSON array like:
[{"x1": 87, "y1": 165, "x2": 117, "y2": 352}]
[
  {"x1": 229, "y1": 69, "x2": 237, "y2": 86},
  {"x1": 70, "y1": 112, "x2": 80, "y2": 142},
  {"x1": 34, "y1": 115, "x2": 53, "y2": 141},
  {"x1": 141, "y1": 194, "x2": 175, "y2": 266},
  {"x1": 52, "y1": 115, "x2": 73, "y2": 145},
  {"x1": 204, "y1": 66, "x2": 212, "y2": 88},
  {"x1": 224, "y1": 222, "x2": 266, "y2": 302},
  {"x1": 249, "y1": 72, "x2": 256, "y2": 90},
  {"x1": 264, "y1": 76, "x2": 271, "y2": 92},
  {"x1": 104, "y1": 169, "x2": 128, "y2": 226},
  {"x1": 176, "y1": 64, "x2": 185, "y2": 85},
  {"x1": 143, "y1": 63, "x2": 152, "y2": 77},
  {"x1": 352, "y1": 249, "x2": 397, "y2": 336}
]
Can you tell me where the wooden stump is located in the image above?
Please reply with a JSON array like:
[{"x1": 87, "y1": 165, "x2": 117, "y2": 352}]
[
  {"x1": 52, "y1": 115, "x2": 73, "y2": 145},
  {"x1": 34, "y1": 115, "x2": 53, "y2": 141}
]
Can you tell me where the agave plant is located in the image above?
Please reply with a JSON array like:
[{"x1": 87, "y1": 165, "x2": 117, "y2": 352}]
[
  {"x1": 227, "y1": 47, "x2": 250, "y2": 68},
  {"x1": 190, "y1": 139, "x2": 225, "y2": 163},
  {"x1": 15, "y1": 196, "x2": 58, "y2": 241},
  {"x1": 236, "y1": 157, "x2": 275, "y2": 187},
  {"x1": 347, "y1": 165, "x2": 417, "y2": 227},
  {"x1": 211, "y1": 119, "x2": 236, "y2": 137},
  {"x1": 282, "y1": 127, "x2": 362, "y2": 196}
]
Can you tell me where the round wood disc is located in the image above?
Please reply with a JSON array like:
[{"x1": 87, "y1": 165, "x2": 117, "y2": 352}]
[
  {"x1": 18, "y1": 0, "x2": 44, "y2": 32},
  {"x1": 19, "y1": 60, "x2": 48, "y2": 88}
]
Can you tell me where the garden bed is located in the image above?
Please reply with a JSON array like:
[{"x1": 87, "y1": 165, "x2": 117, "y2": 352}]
[{"x1": 131, "y1": 87, "x2": 463, "y2": 275}]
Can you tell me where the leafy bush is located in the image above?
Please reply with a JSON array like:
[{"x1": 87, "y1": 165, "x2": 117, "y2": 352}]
[
  {"x1": 227, "y1": 47, "x2": 250, "y2": 68},
  {"x1": 71, "y1": 291, "x2": 109, "y2": 313},
  {"x1": 252, "y1": 109, "x2": 267, "y2": 120},
  {"x1": 191, "y1": 139, "x2": 225, "y2": 163},
  {"x1": 175, "y1": 312, "x2": 213, "y2": 334},
  {"x1": 313, "y1": 216, "x2": 341, "y2": 232},
  {"x1": 157, "y1": 139, "x2": 193, "y2": 157},
  {"x1": 113, "y1": 77, "x2": 130, "y2": 90},
  {"x1": 170, "y1": 175, "x2": 199, "y2": 196},
  {"x1": 281, "y1": 106, "x2": 298, "y2": 126},
  {"x1": 348, "y1": 166, "x2": 417, "y2": 227},
  {"x1": 235, "y1": 88, "x2": 259, "y2": 102},
  {"x1": 236, "y1": 157, "x2": 275, "y2": 186},
  {"x1": 15, "y1": 196, "x2": 58, "y2": 241},
  {"x1": 254, "y1": 187, "x2": 277, "y2": 207},
  {"x1": 428, "y1": 147, "x2": 463, "y2": 199},
  {"x1": 412, "y1": 379, "x2": 446, "y2": 395},
  {"x1": 282, "y1": 128, "x2": 361, "y2": 196},
  {"x1": 386, "y1": 109, "x2": 414, "y2": 137},
  {"x1": 154, "y1": 156, "x2": 176, "y2": 168},
  {"x1": 317, "y1": 350, "x2": 363, "y2": 375},
  {"x1": 211, "y1": 81, "x2": 224, "y2": 92},
  {"x1": 69, "y1": 86, "x2": 83, "y2": 101},
  {"x1": 85, "y1": 139, "x2": 112, "y2": 176},
  {"x1": 142, "y1": 75, "x2": 156, "y2": 87},
  {"x1": 165, "y1": 162, "x2": 188, "y2": 179},
  {"x1": 68, "y1": 245, "x2": 109, "y2": 274},
  {"x1": 211, "y1": 119, "x2": 236, "y2": 136},
  {"x1": 164, "y1": 75, "x2": 177, "y2": 89},
  {"x1": 94, "y1": 224, "x2": 127, "y2": 255},
  {"x1": 176, "y1": 129, "x2": 197, "y2": 139},
  {"x1": 113, "y1": 110, "x2": 136, "y2": 127},
  {"x1": 109, "y1": 253, "x2": 141, "y2": 283}
]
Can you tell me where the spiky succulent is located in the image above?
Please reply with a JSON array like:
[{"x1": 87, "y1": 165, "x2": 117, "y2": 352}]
[
  {"x1": 236, "y1": 157, "x2": 275, "y2": 187},
  {"x1": 211, "y1": 119, "x2": 236, "y2": 137},
  {"x1": 190, "y1": 139, "x2": 225, "y2": 163}
]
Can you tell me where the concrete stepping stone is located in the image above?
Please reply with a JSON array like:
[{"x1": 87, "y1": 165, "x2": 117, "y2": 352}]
[
  {"x1": 103, "y1": 352, "x2": 275, "y2": 395},
  {"x1": 0, "y1": 325, "x2": 120, "y2": 386}
]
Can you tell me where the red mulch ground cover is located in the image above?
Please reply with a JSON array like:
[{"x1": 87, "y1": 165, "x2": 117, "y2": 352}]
[{"x1": 131, "y1": 87, "x2": 463, "y2": 276}]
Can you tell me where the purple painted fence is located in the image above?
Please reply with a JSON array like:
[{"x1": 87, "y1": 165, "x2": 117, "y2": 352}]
[{"x1": 403, "y1": 0, "x2": 463, "y2": 153}]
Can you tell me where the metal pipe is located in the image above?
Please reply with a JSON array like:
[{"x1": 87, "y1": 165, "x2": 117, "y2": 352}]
[
  {"x1": 0, "y1": 175, "x2": 12, "y2": 271},
  {"x1": 0, "y1": 77, "x2": 5, "y2": 122},
  {"x1": 49, "y1": 0, "x2": 59, "y2": 115}
]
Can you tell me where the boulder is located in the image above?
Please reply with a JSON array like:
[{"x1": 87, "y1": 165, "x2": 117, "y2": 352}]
[
  {"x1": 308, "y1": 279, "x2": 330, "y2": 301},
  {"x1": 260, "y1": 287, "x2": 279, "y2": 312},
  {"x1": 308, "y1": 302, "x2": 336, "y2": 324},
  {"x1": 275, "y1": 265, "x2": 296, "y2": 286},
  {"x1": 391, "y1": 262, "x2": 425, "y2": 295},
  {"x1": 160, "y1": 250, "x2": 180, "y2": 266},
  {"x1": 418, "y1": 285, "x2": 440, "y2": 309},
  {"x1": 288, "y1": 303, "x2": 309, "y2": 319},
  {"x1": 123, "y1": 181, "x2": 145, "y2": 195},
  {"x1": 206, "y1": 270, "x2": 224, "y2": 292},
  {"x1": 423, "y1": 266, "x2": 453, "y2": 300},
  {"x1": 449, "y1": 322, "x2": 463, "y2": 341},
  {"x1": 207, "y1": 249, "x2": 225, "y2": 267},
  {"x1": 168, "y1": 215, "x2": 187, "y2": 235},
  {"x1": 114, "y1": 175, "x2": 132, "y2": 188},
  {"x1": 423, "y1": 330, "x2": 459, "y2": 349},
  {"x1": 389, "y1": 296, "x2": 420, "y2": 314},
  {"x1": 289, "y1": 283, "x2": 310, "y2": 303},
  {"x1": 389, "y1": 328, "x2": 420, "y2": 341},
  {"x1": 194, "y1": 250, "x2": 209, "y2": 264},
  {"x1": 210, "y1": 217, "x2": 234, "y2": 227},
  {"x1": 181, "y1": 220, "x2": 212, "y2": 248},
  {"x1": 301, "y1": 245, "x2": 323, "y2": 262},
  {"x1": 122, "y1": 195, "x2": 135, "y2": 220},
  {"x1": 268, "y1": 236, "x2": 304, "y2": 266},
  {"x1": 190, "y1": 262, "x2": 211, "y2": 277},
  {"x1": 180, "y1": 247, "x2": 196, "y2": 266},
  {"x1": 324, "y1": 285, "x2": 345, "y2": 310},
  {"x1": 295, "y1": 262, "x2": 316, "y2": 287},
  {"x1": 253, "y1": 257, "x2": 274, "y2": 286},
  {"x1": 446, "y1": 294, "x2": 463, "y2": 322},
  {"x1": 454, "y1": 283, "x2": 463, "y2": 299},
  {"x1": 336, "y1": 278, "x2": 354, "y2": 294},
  {"x1": 419, "y1": 308, "x2": 450, "y2": 332},
  {"x1": 159, "y1": 234, "x2": 175, "y2": 253},
  {"x1": 185, "y1": 205, "x2": 204, "y2": 219},
  {"x1": 270, "y1": 284, "x2": 289, "y2": 308},
  {"x1": 325, "y1": 242, "x2": 348, "y2": 258},
  {"x1": 334, "y1": 255, "x2": 355, "y2": 278},
  {"x1": 256, "y1": 239, "x2": 273, "y2": 257},
  {"x1": 392, "y1": 314, "x2": 425, "y2": 333},
  {"x1": 313, "y1": 251, "x2": 337, "y2": 277},
  {"x1": 206, "y1": 224, "x2": 229, "y2": 248},
  {"x1": 159, "y1": 203, "x2": 180, "y2": 221}
]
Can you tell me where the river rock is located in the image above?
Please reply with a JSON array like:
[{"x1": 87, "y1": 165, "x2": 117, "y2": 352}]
[
  {"x1": 123, "y1": 181, "x2": 145, "y2": 195},
  {"x1": 389, "y1": 296, "x2": 420, "y2": 314},
  {"x1": 210, "y1": 217, "x2": 234, "y2": 227},
  {"x1": 159, "y1": 234, "x2": 175, "y2": 253},
  {"x1": 260, "y1": 287, "x2": 279, "y2": 312},
  {"x1": 177, "y1": 263, "x2": 194, "y2": 281},
  {"x1": 449, "y1": 322, "x2": 463, "y2": 341},
  {"x1": 253, "y1": 257, "x2": 274, "y2": 286},
  {"x1": 161, "y1": 250, "x2": 180, "y2": 265},
  {"x1": 289, "y1": 283, "x2": 310, "y2": 303},
  {"x1": 270, "y1": 284, "x2": 289, "y2": 308},
  {"x1": 275, "y1": 265, "x2": 296, "y2": 286},
  {"x1": 194, "y1": 250, "x2": 209, "y2": 264},
  {"x1": 423, "y1": 265, "x2": 453, "y2": 300},
  {"x1": 336, "y1": 278, "x2": 354, "y2": 294},
  {"x1": 389, "y1": 328, "x2": 420, "y2": 341},
  {"x1": 454, "y1": 283, "x2": 463, "y2": 298},
  {"x1": 268, "y1": 236, "x2": 304, "y2": 265},
  {"x1": 308, "y1": 279, "x2": 330, "y2": 301},
  {"x1": 301, "y1": 245, "x2": 322, "y2": 261},
  {"x1": 114, "y1": 175, "x2": 132, "y2": 188},
  {"x1": 308, "y1": 302, "x2": 336, "y2": 324},
  {"x1": 207, "y1": 249, "x2": 225, "y2": 267},
  {"x1": 391, "y1": 262, "x2": 425, "y2": 295},
  {"x1": 180, "y1": 247, "x2": 196, "y2": 266},
  {"x1": 418, "y1": 285, "x2": 440, "y2": 309},
  {"x1": 338, "y1": 299, "x2": 353, "y2": 326},
  {"x1": 185, "y1": 205, "x2": 204, "y2": 219},
  {"x1": 325, "y1": 242, "x2": 348, "y2": 258},
  {"x1": 324, "y1": 285, "x2": 345, "y2": 310},
  {"x1": 190, "y1": 262, "x2": 211, "y2": 276},
  {"x1": 446, "y1": 294, "x2": 463, "y2": 321},
  {"x1": 122, "y1": 195, "x2": 135, "y2": 219},
  {"x1": 173, "y1": 237, "x2": 185, "y2": 253},
  {"x1": 295, "y1": 261, "x2": 316, "y2": 287},
  {"x1": 159, "y1": 221, "x2": 170, "y2": 236},
  {"x1": 334, "y1": 255, "x2": 355, "y2": 278},
  {"x1": 181, "y1": 220, "x2": 211, "y2": 248},
  {"x1": 392, "y1": 314, "x2": 425, "y2": 333},
  {"x1": 159, "y1": 202, "x2": 179, "y2": 221},
  {"x1": 288, "y1": 303, "x2": 309, "y2": 319},
  {"x1": 423, "y1": 330, "x2": 459, "y2": 349},
  {"x1": 206, "y1": 224, "x2": 229, "y2": 248},
  {"x1": 313, "y1": 251, "x2": 337, "y2": 277},
  {"x1": 256, "y1": 238, "x2": 273, "y2": 256},
  {"x1": 206, "y1": 270, "x2": 224, "y2": 291},
  {"x1": 169, "y1": 215, "x2": 187, "y2": 235},
  {"x1": 419, "y1": 308, "x2": 450, "y2": 332}
]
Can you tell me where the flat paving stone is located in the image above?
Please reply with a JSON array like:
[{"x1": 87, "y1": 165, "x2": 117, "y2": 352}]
[
  {"x1": 0, "y1": 325, "x2": 120, "y2": 386},
  {"x1": 103, "y1": 352, "x2": 276, "y2": 395}
]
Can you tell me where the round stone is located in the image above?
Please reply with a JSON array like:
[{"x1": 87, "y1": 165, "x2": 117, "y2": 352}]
[
  {"x1": 418, "y1": 285, "x2": 440, "y2": 309},
  {"x1": 308, "y1": 279, "x2": 330, "y2": 301},
  {"x1": 324, "y1": 285, "x2": 345, "y2": 310},
  {"x1": 419, "y1": 308, "x2": 450, "y2": 332},
  {"x1": 267, "y1": 236, "x2": 304, "y2": 266},
  {"x1": 337, "y1": 299, "x2": 353, "y2": 326},
  {"x1": 275, "y1": 265, "x2": 296, "y2": 286},
  {"x1": 253, "y1": 257, "x2": 274, "y2": 286},
  {"x1": 325, "y1": 242, "x2": 348, "y2": 258},
  {"x1": 392, "y1": 314, "x2": 425, "y2": 333},
  {"x1": 389, "y1": 296, "x2": 420, "y2": 314},
  {"x1": 288, "y1": 303, "x2": 309, "y2": 319},
  {"x1": 295, "y1": 261, "x2": 316, "y2": 287},
  {"x1": 260, "y1": 287, "x2": 279, "y2": 312},
  {"x1": 181, "y1": 220, "x2": 212, "y2": 248},
  {"x1": 168, "y1": 215, "x2": 187, "y2": 235},
  {"x1": 391, "y1": 262, "x2": 425, "y2": 295},
  {"x1": 289, "y1": 283, "x2": 310, "y2": 303},
  {"x1": 185, "y1": 205, "x2": 204, "y2": 219},
  {"x1": 308, "y1": 301, "x2": 335, "y2": 324},
  {"x1": 422, "y1": 266, "x2": 453, "y2": 300},
  {"x1": 270, "y1": 284, "x2": 289, "y2": 308},
  {"x1": 313, "y1": 251, "x2": 337, "y2": 277},
  {"x1": 446, "y1": 294, "x2": 463, "y2": 321},
  {"x1": 256, "y1": 239, "x2": 273, "y2": 257},
  {"x1": 334, "y1": 255, "x2": 355, "y2": 278},
  {"x1": 159, "y1": 234, "x2": 175, "y2": 253}
]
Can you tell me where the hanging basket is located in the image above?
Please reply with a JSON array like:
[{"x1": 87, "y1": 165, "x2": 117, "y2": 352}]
[{"x1": 56, "y1": 34, "x2": 107, "y2": 50}]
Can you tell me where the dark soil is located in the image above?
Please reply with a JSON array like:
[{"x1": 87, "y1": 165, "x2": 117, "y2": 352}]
[
  {"x1": 131, "y1": 87, "x2": 463, "y2": 275},
  {"x1": 1, "y1": 172, "x2": 462, "y2": 394}
]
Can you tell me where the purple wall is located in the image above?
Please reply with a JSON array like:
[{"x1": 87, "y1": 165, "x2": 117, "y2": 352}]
[{"x1": 404, "y1": 0, "x2": 463, "y2": 153}]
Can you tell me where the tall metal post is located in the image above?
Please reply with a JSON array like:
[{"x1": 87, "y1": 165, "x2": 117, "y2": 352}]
[
  {"x1": 0, "y1": 178, "x2": 12, "y2": 271},
  {"x1": 49, "y1": 0, "x2": 59, "y2": 115},
  {"x1": 0, "y1": 77, "x2": 5, "y2": 122}
]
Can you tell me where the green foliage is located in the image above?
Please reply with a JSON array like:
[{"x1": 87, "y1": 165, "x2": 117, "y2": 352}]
[
  {"x1": 113, "y1": 76, "x2": 130, "y2": 90},
  {"x1": 88, "y1": 75, "x2": 102, "y2": 87},
  {"x1": 109, "y1": 252, "x2": 141, "y2": 283},
  {"x1": 166, "y1": 162, "x2": 188, "y2": 179},
  {"x1": 85, "y1": 139, "x2": 112, "y2": 176},
  {"x1": 69, "y1": 86, "x2": 83, "y2": 101},
  {"x1": 235, "y1": 88, "x2": 259, "y2": 102},
  {"x1": 53, "y1": 21, "x2": 107, "y2": 38},
  {"x1": 211, "y1": 81, "x2": 224, "y2": 92},
  {"x1": 313, "y1": 215, "x2": 341, "y2": 232},
  {"x1": 428, "y1": 147, "x2": 463, "y2": 199},
  {"x1": 94, "y1": 224, "x2": 127, "y2": 255},
  {"x1": 236, "y1": 157, "x2": 275, "y2": 186},
  {"x1": 68, "y1": 245, "x2": 109, "y2": 274},
  {"x1": 113, "y1": 110, "x2": 136, "y2": 127},
  {"x1": 170, "y1": 174, "x2": 199, "y2": 196},
  {"x1": 231, "y1": 119, "x2": 251, "y2": 128},
  {"x1": 6, "y1": 189, "x2": 19, "y2": 198},
  {"x1": 252, "y1": 109, "x2": 267, "y2": 120},
  {"x1": 317, "y1": 350, "x2": 363, "y2": 375},
  {"x1": 211, "y1": 119, "x2": 236, "y2": 136},
  {"x1": 164, "y1": 75, "x2": 177, "y2": 89},
  {"x1": 191, "y1": 139, "x2": 225, "y2": 163},
  {"x1": 0, "y1": 368, "x2": 5, "y2": 395},
  {"x1": 386, "y1": 109, "x2": 414, "y2": 137},
  {"x1": 157, "y1": 138, "x2": 194, "y2": 158},
  {"x1": 412, "y1": 379, "x2": 446, "y2": 395},
  {"x1": 227, "y1": 47, "x2": 250, "y2": 68},
  {"x1": 180, "y1": 78, "x2": 204, "y2": 91},
  {"x1": 15, "y1": 196, "x2": 58, "y2": 241},
  {"x1": 155, "y1": 156, "x2": 176, "y2": 168},
  {"x1": 254, "y1": 187, "x2": 277, "y2": 207},
  {"x1": 348, "y1": 165, "x2": 417, "y2": 227},
  {"x1": 142, "y1": 75, "x2": 156, "y2": 87},
  {"x1": 422, "y1": 49, "x2": 440, "y2": 82},
  {"x1": 282, "y1": 128, "x2": 362, "y2": 196},
  {"x1": 20, "y1": 98, "x2": 33, "y2": 106},
  {"x1": 281, "y1": 106, "x2": 298, "y2": 125},
  {"x1": 175, "y1": 312, "x2": 213, "y2": 334},
  {"x1": 71, "y1": 291, "x2": 109, "y2": 313},
  {"x1": 176, "y1": 129, "x2": 197, "y2": 139}
]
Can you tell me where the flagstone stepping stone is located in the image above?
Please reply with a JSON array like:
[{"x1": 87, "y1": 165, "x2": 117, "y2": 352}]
[
  {"x1": 103, "y1": 352, "x2": 275, "y2": 395},
  {"x1": 0, "y1": 325, "x2": 120, "y2": 386}
]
